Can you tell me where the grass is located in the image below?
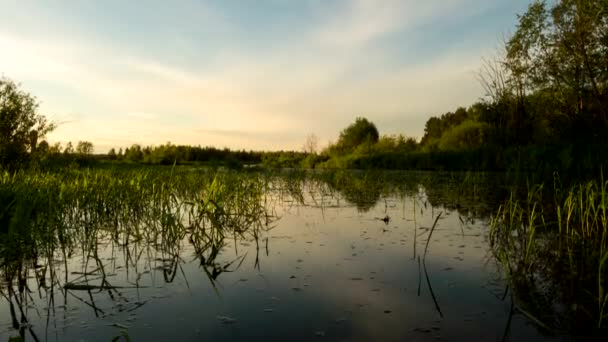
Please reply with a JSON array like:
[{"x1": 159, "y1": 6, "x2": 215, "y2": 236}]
[
  {"x1": 4, "y1": 165, "x2": 601, "y2": 337},
  {"x1": 489, "y1": 174, "x2": 608, "y2": 333},
  {"x1": 0, "y1": 166, "x2": 276, "y2": 340}
]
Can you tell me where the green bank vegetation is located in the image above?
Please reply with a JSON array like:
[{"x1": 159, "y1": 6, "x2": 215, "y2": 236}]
[
  {"x1": 313, "y1": 0, "x2": 608, "y2": 175},
  {"x1": 490, "y1": 175, "x2": 608, "y2": 334}
]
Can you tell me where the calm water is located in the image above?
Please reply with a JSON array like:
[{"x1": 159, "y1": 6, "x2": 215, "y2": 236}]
[{"x1": 0, "y1": 173, "x2": 558, "y2": 341}]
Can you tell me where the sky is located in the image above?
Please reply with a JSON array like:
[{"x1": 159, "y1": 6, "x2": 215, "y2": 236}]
[{"x1": 0, "y1": 0, "x2": 533, "y2": 153}]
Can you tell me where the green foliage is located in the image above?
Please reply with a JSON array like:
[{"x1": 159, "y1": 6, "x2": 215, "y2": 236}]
[
  {"x1": 373, "y1": 134, "x2": 417, "y2": 154},
  {"x1": 107, "y1": 148, "x2": 117, "y2": 160},
  {"x1": 261, "y1": 151, "x2": 307, "y2": 168},
  {"x1": 335, "y1": 117, "x2": 379, "y2": 154},
  {"x1": 502, "y1": 0, "x2": 608, "y2": 142},
  {"x1": 0, "y1": 166, "x2": 273, "y2": 271},
  {"x1": 490, "y1": 176, "x2": 608, "y2": 330},
  {"x1": 124, "y1": 144, "x2": 143, "y2": 162},
  {"x1": 76, "y1": 141, "x2": 94, "y2": 155},
  {"x1": 36, "y1": 140, "x2": 49, "y2": 154},
  {"x1": 300, "y1": 153, "x2": 325, "y2": 169},
  {"x1": 49, "y1": 142, "x2": 62, "y2": 154},
  {"x1": 421, "y1": 107, "x2": 469, "y2": 146},
  {"x1": 0, "y1": 76, "x2": 54, "y2": 168},
  {"x1": 405, "y1": 0, "x2": 608, "y2": 174},
  {"x1": 319, "y1": 118, "x2": 423, "y2": 169},
  {"x1": 0, "y1": 165, "x2": 280, "y2": 341},
  {"x1": 63, "y1": 142, "x2": 73, "y2": 154},
  {"x1": 101, "y1": 142, "x2": 263, "y2": 167},
  {"x1": 437, "y1": 120, "x2": 490, "y2": 151}
]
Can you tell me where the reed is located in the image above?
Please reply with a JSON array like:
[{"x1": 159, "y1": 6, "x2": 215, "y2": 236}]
[
  {"x1": 0, "y1": 167, "x2": 275, "y2": 294},
  {"x1": 489, "y1": 174, "x2": 608, "y2": 332}
]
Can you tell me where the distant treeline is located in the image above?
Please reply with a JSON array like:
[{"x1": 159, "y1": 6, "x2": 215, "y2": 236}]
[
  {"x1": 107, "y1": 144, "x2": 264, "y2": 166},
  {"x1": 33, "y1": 141, "x2": 311, "y2": 170}
]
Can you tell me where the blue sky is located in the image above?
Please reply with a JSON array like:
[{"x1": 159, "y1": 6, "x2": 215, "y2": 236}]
[{"x1": 0, "y1": 0, "x2": 532, "y2": 152}]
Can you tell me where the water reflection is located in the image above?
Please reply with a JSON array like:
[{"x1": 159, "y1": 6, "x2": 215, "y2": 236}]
[{"x1": 0, "y1": 170, "x2": 554, "y2": 341}]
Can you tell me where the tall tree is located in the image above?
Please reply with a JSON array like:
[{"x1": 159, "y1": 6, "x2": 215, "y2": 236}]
[
  {"x1": 0, "y1": 77, "x2": 54, "y2": 166},
  {"x1": 336, "y1": 117, "x2": 379, "y2": 153},
  {"x1": 108, "y1": 148, "x2": 117, "y2": 160},
  {"x1": 302, "y1": 134, "x2": 319, "y2": 154},
  {"x1": 505, "y1": 0, "x2": 608, "y2": 135},
  {"x1": 76, "y1": 141, "x2": 94, "y2": 155},
  {"x1": 64, "y1": 142, "x2": 73, "y2": 154}
]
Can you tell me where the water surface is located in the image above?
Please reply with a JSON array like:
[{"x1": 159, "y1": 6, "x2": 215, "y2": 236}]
[{"x1": 0, "y1": 171, "x2": 557, "y2": 341}]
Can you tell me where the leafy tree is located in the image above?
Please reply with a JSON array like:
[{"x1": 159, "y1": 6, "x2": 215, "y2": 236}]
[
  {"x1": 438, "y1": 120, "x2": 490, "y2": 151},
  {"x1": 421, "y1": 107, "x2": 472, "y2": 146},
  {"x1": 37, "y1": 140, "x2": 49, "y2": 154},
  {"x1": 374, "y1": 134, "x2": 418, "y2": 153},
  {"x1": 504, "y1": 0, "x2": 608, "y2": 140},
  {"x1": 125, "y1": 144, "x2": 143, "y2": 162},
  {"x1": 396, "y1": 135, "x2": 418, "y2": 152},
  {"x1": 63, "y1": 142, "x2": 73, "y2": 154},
  {"x1": 0, "y1": 76, "x2": 54, "y2": 166},
  {"x1": 49, "y1": 142, "x2": 62, "y2": 154},
  {"x1": 76, "y1": 141, "x2": 94, "y2": 155},
  {"x1": 108, "y1": 148, "x2": 117, "y2": 160},
  {"x1": 336, "y1": 117, "x2": 379, "y2": 153}
]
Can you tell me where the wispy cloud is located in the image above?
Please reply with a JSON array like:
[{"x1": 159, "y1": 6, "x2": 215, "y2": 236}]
[
  {"x1": 312, "y1": 0, "x2": 498, "y2": 48},
  {"x1": 0, "y1": 0, "x2": 531, "y2": 152},
  {"x1": 313, "y1": 0, "x2": 407, "y2": 47}
]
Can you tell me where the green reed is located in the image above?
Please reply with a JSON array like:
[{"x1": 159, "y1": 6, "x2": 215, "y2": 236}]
[
  {"x1": 490, "y1": 175, "x2": 608, "y2": 332},
  {"x1": 0, "y1": 167, "x2": 275, "y2": 292}
]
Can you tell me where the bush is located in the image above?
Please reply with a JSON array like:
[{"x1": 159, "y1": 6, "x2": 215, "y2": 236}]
[{"x1": 438, "y1": 120, "x2": 489, "y2": 151}]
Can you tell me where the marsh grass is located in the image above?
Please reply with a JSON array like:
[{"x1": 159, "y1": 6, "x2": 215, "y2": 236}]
[
  {"x1": 0, "y1": 166, "x2": 277, "y2": 340},
  {"x1": 0, "y1": 167, "x2": 550, "y2": 339},
  {"x1": 490, "y1": 175, "x2": 608, "y2": 333}
]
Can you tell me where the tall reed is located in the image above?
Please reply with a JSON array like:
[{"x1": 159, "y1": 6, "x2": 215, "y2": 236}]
[{"x1": 490, "y1": 175, "x2": 608, "y2": 332}]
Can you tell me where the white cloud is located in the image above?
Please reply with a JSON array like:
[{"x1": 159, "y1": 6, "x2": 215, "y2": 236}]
[
  {"x1": 312, "y1": 0, "x2": 496, "y2": 48},
  {"x1": 314, "y1": 0, "x2": 407, "y2": 47},
  {"x1": 0, "y1": 0, "x2": 513, "y2": 152}
]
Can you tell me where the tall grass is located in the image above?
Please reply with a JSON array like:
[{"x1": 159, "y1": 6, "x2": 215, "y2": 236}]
[
  {"x1": 0, "y1": 167, "x2": 275, "y2": 294},
  {"x1": 0, "y1": 167, "x2": 548, "y2": 338},
  {"x1": 489, "y1": 175, "x2": 608, "y2": 333}
]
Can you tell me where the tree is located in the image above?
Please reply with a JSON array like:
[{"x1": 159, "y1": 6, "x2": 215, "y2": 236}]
[
  {"x1": 63, "y1": 142, "x2": 73, "y2": 154},
  {"x1": 108, "y1": 148, "x2": 117, "y2": 160},
  {"x1": 302, "y1": 134, "x2": 319, "y2": 154},
  {"x1": 37, "y1": 140, "x2": 49, "y2": 154},
  {"x1": 336, "y1": 117, "x2": 379, "y2": 153},
  {"x1": 76, "y1": 141, "x2": 94, "y2": 155},
  {"x1": 396, "y1": 135, "x2": 418, "y2": 152},
  {"x1": 504, "y1": 0, "x2": 608, "y2": 140},
  {"x1": 438, "y1": 120, "x2": 490, "y2": 151},
  {"x1": 125, "y1": 144, "x2": 143, "y2": 162},
  {"x1": 49, "y1": 142, "x2": 62, "y2": 154},
  {"x1": 0, "y1": 76, "x2": 54, "y2": 166}
]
